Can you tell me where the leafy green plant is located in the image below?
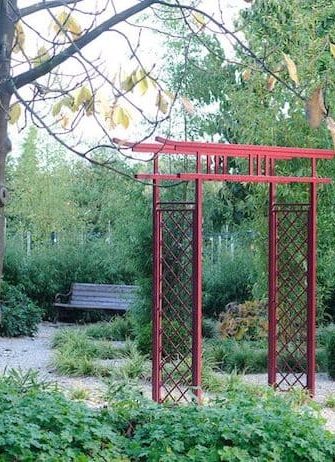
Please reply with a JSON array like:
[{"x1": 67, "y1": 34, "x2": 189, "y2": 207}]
[
  {"x1": 327, "y1": 330, "x2": 335, "y2": 379},
  {"x1": 0, "y1": 283, "x2": 42, "y2": 337},
  {"x1": 202, "y1": 317, "x2": 219, "y2": 339},
  {"x1": 0, "y1": 372, "x2": 334, "y2": 461},
  {"x1": 85, "y1": 316, "x2": 134, "y2": 341},
  {"x1": 325, "y1": 394, "x2": 335, "y2": 409},
  {"x1": 70, "y1": 387, "x2": 90, "y2": 401},
  {"x1": 218, "y1": 300, "x2": 267, "y2": 340},
  {"x1": 203, "y1": 250, "x2": 257, "y2": 317}
]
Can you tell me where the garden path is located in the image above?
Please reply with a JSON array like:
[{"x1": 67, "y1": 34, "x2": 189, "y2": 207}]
[{"x1": 0, "y1": 322, "x2": 334, "y2": 431}]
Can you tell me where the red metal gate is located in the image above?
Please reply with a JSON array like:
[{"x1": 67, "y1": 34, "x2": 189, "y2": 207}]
[{"x1": 127, "y1": 137, "x2": 334, "y2": 402}]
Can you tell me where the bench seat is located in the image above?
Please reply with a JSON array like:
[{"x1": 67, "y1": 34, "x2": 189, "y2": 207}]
[{"x1": 54, "y1": 283, "x2": 138, "y2": 319}]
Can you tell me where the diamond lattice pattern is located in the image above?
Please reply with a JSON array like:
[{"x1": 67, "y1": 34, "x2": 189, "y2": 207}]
[
  {"x1": 160, "y1": 206, "x2": 194, "y2": 402},
  {"x1": 275, "y1": 204, "x2": 309, "y2": 390}
]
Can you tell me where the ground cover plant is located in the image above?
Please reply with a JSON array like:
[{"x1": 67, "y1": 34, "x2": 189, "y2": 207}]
[
  {"x1": 0, "y1": 283, "x2": 42, "y2": 337},
  {"x1": 0, "y1": 370, "x2": 334, "y2": 462}
]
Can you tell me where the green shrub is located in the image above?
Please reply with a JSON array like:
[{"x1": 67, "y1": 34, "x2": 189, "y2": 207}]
[
  {"x1": 0, "y1": 373, "x2": 334, "y2": 461},
  {"x1": 0, "y1": 284, "x2": 42, "y2": 337},
  {"x1": 317, "y1": 323, "x2": 335, "y2": 347},
  {"x1": 136, "y1": 322, "x2": 152, "y2": 355},
  {"x1": 327, "y1": 331, "x2": 335, "y2": 379},
  {"x1": 205, "y1": 339, "x2": 268, "y2": 373},
  {"x1": 218, "y1": 300, "x2": 267, "y2": 340},
  {"x1": 203, "y1": 250, "x2": 257, "y2": 317},
  {"x1": 4, "y1": 238, "x2": 136, "y2": 314},
  {"x1": 85, "y1": 317, "x2": 134, "y2": 341},
  {"x1": 202, "y1": 317, "x2": 219, "y2": 338}
]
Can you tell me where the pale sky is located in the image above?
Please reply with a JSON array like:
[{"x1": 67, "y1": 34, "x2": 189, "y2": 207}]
[{"x1": 10, "y1": 1, "x2": 248, "y2": 157}]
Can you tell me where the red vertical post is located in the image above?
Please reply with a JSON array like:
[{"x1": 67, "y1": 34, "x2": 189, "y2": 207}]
[
  {"x1": 152, "y1": 157, "x2": 162, "y2": 402},
  {"x1": 192, "y1": 153, "x2": 203, "y2": 401},
  {"x1": 268, "y1": 161, "x2": 277, "y2": 387},
  {"x1": 307, "y1": 160, "x2": 317, "y2": 396}
]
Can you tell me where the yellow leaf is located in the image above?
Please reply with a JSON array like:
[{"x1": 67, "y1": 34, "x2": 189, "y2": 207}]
[
  {"x1": 52, "y1": 101, "x2": 63, "y2": 117},
  {"x1": 13, "y1": 22, "x2": 25, "y2": 54},
  {"x1": 305, "y1": 86, "x2": 326, "y2": 128},
  {"x1": 8, "y1": 103, "x2": 21, "y2": 124},
  {"x1": 192, "y1": 12, "x2": 207, "y2": 29},
  {"x1": 52, "y1": 97, "x2": 75, "y2": 117},
  {"x1": 60, "y1": 113, "x2": 70, "y2": 129},
  {"x1": 33, "y1": 47, "x2": 50, "y2": 67},
  {"x1": 326, "y1": 117, "x2": 335, "y2": 149},
  {"x1": 330, "y1": 43, "x2": 335, "y2": 58},
  {"x1": 242, "y1": 68, "x2": 251, "y2": 81},
  {"x1": 112, "y1": 106, "x2": 130, "y2": 129},
  {"x1": 156, "y1": 92, "x2": 169, "y2": 114},
  {"x1": 133, "y1": 69, "x2": 149, "y2": 96},
  {"x1": 121, "y1": 74, "x2": 135, "y2": 92},
  {"x1": 283, "y1": 53, "x2": 299, "y2": 85},
  {"x1": 74, "y1": 86, "x2": 92, "y2": 108},
  {"x1": 54, "y1": 11, "x2": 82, "y2": 40},
  {"x1": 267, "y1": 75, "x2": 277, "y2": 91}
]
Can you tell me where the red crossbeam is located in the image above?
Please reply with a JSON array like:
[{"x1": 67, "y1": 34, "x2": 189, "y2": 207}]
[
  {"x1": 128, "y1": 138, "x2": 335, "y2": 160},
  {"x1": 135, "y1": 173, "x2": 331, "y2": 184}
]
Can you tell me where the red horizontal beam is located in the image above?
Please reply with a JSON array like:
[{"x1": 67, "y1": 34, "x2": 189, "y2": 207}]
[
  {"x1": 132, "y1": 143, "x2": 296, "y2": 159},
  {"x1": 154, "y1": 137, "x2": 335, "y2": 159},
  {"x1": 135, "y1": 173, "x2": 331, "y2": 184}
]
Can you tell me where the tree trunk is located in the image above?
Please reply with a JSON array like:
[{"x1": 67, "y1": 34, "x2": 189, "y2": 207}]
[{"x1": 0, "y1": 0, "x2": 16, "y2": 279}]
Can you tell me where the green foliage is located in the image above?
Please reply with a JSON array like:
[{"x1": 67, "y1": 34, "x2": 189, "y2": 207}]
[
  {"x1": 326, "y1": 330, "x2": 335, "y2": 379},
  {"x1": 202, "y1": 317, "x2": 219, "y2": 339},
  {"x1": 325, "y1": 394, "x2": 335, "y2": 409},
  {"x1": 203, "y1": 251, "x2": 257, "y2": 317},
  {"x1": 0, "y1": 374, "x2": 128, "y2": 461},
  {"x1": 4, "y1": 238, "x2": 134, "y2": 312},
  {"x1": 0, "y1": 283, "x2": 42, "y2": 337},
  {"x1": 0, "y1": 371, "x2": 334, "y2": 461},
  {"x1": 52, "y1": 326, "x2": 146, "y2": 379},
  {"x1": 218, "y1": 300, "x2": 267, "y2": 340},
  {"x1": 85, "y1": 317, "x2": 134, "y2": 341}
]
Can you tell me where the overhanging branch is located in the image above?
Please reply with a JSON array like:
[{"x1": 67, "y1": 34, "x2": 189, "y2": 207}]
[
  {"x1": 20, "y1": 0, "x2": 86, "y2": 18},
  {"x1": 9, "y1": 0, "x2": 157, "y2": 91}
]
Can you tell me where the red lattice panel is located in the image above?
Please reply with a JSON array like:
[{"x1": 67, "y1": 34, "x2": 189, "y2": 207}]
[
  {"x1": 159, "y1": 203, "x2": 195, "y2": 402},
  {"x1": 275, "y1": 204, "x2": 309, "y2": 390}
]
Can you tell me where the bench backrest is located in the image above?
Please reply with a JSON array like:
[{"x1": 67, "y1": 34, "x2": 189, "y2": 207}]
[{"x1": 71, "y1": 283, "x2": 138, "y2": 310}]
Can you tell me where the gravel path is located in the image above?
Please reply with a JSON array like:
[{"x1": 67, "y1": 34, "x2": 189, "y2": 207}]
[
  {"x1": 0, "y1": 322, "x2": 107, "y2": 405},
  {"x1": 1, "y1": 323, "x2": 335, "y2": 431}
]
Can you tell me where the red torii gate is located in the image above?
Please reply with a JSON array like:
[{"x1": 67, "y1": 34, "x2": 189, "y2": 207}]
[{"x1": 128, "y1": 136, "x2": 335, "y2": 403}]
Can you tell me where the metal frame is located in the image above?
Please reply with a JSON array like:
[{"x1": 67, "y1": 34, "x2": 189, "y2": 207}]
[{"x1": 127, "y1": 136, "x2": 334, "y2": 402}]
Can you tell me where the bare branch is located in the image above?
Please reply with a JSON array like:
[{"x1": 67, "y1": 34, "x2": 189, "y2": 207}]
[
  {"x1": 6, "y1": 0, "x2": 157, "y2": 93},
  {"x1": 20, "y1": 0, "x2": 86, "y2": 18}
]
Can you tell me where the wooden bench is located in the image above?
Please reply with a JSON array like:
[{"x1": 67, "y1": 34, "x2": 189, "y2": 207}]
[{"x1": 54, "y1": 283, "x2": 138, "y2": 320}]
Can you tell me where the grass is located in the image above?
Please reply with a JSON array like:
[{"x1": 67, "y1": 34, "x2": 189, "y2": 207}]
[{"x1": 53, "y1": 324, "x2": 147, "y2": 379}]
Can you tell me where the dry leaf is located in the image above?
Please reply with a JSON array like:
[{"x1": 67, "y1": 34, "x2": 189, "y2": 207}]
[
  {"x1": 305, "y1": 87, "x2": 326, "y2": 128},
  {"x1": 330, "y1": 43, "x2": 335, "y2": 58},
  {"x1": 181, "y1": 96, "x2": 195, "y2": 115},
  {"x1": 267, "y1": 75, "x2": 277, "y2": 91},
  {"x1": 13, "y1": 22, "x2": 25, "y2": 54},
  {"x1": 8, "y1": 103, "x2": 21, "y2": 124},
  {"x1": 283, "y1": 53, "x2": 299, "y2": 85},
  {"x1": 326, "y1": 117, "x2": 335, "y2": 149},
  {"x1": 156, "y1": 92, "x2": 169, "y2": 114},
  {"x1": 242, "y1": 68, "x2": 251, "y2": 81}
]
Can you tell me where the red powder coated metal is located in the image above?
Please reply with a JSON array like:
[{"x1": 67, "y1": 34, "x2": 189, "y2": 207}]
[{"x1": 129, "y1": 137, "x2": 335, "y2": 403}]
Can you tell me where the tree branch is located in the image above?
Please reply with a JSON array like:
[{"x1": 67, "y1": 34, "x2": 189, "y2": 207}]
[
  {"x1": 8, "y1": 0, "x2": 157, "y2": 92},
  {"x1": 20, "y1": 0, "x2": 86, "y2": 18}
]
